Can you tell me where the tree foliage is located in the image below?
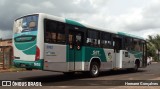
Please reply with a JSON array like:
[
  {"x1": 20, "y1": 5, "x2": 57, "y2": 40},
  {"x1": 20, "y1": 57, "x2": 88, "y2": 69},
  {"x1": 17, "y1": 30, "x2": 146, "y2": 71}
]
[{"x1": 147, "y1": 34, "x2": 160, "y2": 61}]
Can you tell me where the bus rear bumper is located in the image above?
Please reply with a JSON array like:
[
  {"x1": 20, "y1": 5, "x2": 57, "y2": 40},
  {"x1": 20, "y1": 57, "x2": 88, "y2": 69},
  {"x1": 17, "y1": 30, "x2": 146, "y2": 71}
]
[{"x1": 13, "y1": 59, "x2": 44, "y2": 70}]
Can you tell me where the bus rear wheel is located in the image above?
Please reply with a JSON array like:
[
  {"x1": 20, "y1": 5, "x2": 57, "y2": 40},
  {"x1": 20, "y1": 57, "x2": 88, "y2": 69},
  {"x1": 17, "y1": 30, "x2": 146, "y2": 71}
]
[{"x1": 89, "y1": 62, "x2": 100, "y2": 77}]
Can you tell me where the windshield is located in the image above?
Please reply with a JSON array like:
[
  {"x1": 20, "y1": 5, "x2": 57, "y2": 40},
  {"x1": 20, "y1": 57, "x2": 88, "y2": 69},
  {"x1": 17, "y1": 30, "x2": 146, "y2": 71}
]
[{"x1": 14, "y1": 15, "x2": 38, "y2": 34}]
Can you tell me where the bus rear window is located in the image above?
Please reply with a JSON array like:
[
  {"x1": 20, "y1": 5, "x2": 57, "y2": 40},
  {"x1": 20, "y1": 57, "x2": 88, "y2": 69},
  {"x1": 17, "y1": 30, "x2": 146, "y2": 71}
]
[{"x1": 13, "y1": 15, "x2": 38, "y2": 34}]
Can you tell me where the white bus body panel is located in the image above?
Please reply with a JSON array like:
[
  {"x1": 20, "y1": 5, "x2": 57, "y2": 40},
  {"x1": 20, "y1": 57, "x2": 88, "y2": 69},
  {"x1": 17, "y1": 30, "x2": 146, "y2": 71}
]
[
  {"x1": 13, "y1": 42, "x2": 35, "y2": 61},
  {"x1": 121, "y1": 50, "x2": 135, "y2": 68},
  {"x1": 115, "y1": 51, "x2": 122, "y2": 68},
  {"x1": 100, "y1": 49, "x2": 115, "y2": 70},
  {"x1": 114, "y1": 50, "x2": 135, "y2": 69},
  {"x1": 44, "y1": 43, "x2": 68, "y2": 71}
]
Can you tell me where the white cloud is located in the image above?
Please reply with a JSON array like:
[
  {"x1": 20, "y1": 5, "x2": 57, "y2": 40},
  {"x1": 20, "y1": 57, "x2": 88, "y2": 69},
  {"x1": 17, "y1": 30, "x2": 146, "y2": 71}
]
[
  {"x1": 0, "y1": 0, "x2": 160, "y2": 39},
  {"x1": 0, "y1": 0, "x2": 6, "y2": 6},
  {"x1": 41, "y1": 1, "x2": 55, "y2": 9},
  {"x1": 0, "y1": 30, "x2": 12, "y2": 39},
  {"x1": 85, "y1": 0, "x2": 160, "y2": 39}
]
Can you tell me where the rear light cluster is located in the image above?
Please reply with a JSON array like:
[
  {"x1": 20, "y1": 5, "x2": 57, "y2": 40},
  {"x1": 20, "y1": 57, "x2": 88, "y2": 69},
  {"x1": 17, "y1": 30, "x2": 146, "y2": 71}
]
[{"x1": 35, "y1": 46, "x2": 40, "y2": 61}]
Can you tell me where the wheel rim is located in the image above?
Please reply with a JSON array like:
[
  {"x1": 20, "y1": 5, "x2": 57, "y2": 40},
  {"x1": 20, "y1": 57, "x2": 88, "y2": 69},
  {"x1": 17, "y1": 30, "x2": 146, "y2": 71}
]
[{"x1": 91, "y1": 65, "x2": 98, "y2": 75}]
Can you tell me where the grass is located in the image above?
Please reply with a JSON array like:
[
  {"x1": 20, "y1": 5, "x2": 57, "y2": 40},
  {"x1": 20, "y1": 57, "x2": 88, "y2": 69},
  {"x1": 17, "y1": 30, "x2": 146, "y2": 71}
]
[
  {"x1": 7, "y1": 66, "x2": 26, "y2": 71},
  {"x1": 0, "y1": 66, "x2": 26, "y2": 72}
]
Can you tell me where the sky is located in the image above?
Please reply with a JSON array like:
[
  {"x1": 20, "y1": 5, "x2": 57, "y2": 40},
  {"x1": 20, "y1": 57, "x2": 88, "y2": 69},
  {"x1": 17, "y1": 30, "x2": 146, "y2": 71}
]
[{"x1": 0, "y1": 0, "x2": 160, "y2": 39}]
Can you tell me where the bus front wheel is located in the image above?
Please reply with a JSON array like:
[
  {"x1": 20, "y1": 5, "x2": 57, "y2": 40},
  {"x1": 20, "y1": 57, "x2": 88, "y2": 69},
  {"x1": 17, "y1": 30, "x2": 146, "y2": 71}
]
[
  {"x1": 89, "y1": 62, "x2": 100, "y2": 77},
  {"x1": 133, "y1": 63, "x2": 138, "y2": 72},
  {"x1": 129, "y1": 63, "x2": 138, "y2": 72}
]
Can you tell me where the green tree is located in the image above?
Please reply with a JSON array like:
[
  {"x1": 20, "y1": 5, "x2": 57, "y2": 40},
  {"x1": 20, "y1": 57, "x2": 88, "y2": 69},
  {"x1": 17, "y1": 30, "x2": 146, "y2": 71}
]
[
  {"x1": 147, "y1": 41, "x2": 156, "y2": 60},
  {"x1": 147, "y1": 34, "x2": 160, "y2": 61}
]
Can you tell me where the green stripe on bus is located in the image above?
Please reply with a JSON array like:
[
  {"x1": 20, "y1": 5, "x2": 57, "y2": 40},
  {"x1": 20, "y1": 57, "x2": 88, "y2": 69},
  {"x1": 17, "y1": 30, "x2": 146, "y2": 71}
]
[
  {"x1": 84, "y1": 46, "x2": 107, "y2": 62},
  {"x1": 66, "y1": 46, "x2": 107, "y2": 62},
  {"x1": 129, "y1": 50, "x2": 143, "y2": 59},
  {"x1": 14, "y1": 40, "x2": 37, "y2": 55},
  {"x1": 23, "y1": 45, "x2": 36, "y2": 54},
  {"x1": 13, "y1": 59, "x2": 44, "y2": 70},
  {"x1": 65, "y1": 19, "x2": 85, "y2": 27}
]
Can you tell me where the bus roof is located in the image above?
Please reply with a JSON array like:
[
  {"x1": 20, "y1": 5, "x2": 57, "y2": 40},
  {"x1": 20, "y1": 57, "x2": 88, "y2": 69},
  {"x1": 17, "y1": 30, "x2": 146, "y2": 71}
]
[
  {"x1": 39, "y1": 13, "x2": 117, "y2": 34},
  {"x1": 17, "y1": 13, "x2": 144, "y2": 40},
  {"x1": 117, "y1": 32, "x2": 144, "y2": 40}
]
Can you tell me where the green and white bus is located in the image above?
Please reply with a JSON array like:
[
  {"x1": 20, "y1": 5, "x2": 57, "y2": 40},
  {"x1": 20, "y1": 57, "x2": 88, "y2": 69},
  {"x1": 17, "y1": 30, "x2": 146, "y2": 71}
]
[{"x1": 13, "y1": 13, "x2": 147, "y2": 77}]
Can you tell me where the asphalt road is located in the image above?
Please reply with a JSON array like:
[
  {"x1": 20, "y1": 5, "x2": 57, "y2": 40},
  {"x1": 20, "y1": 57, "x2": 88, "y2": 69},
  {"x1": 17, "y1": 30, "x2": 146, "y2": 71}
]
[{"x1": 0, "y1": 62, "x2": 160, "y2": 89}]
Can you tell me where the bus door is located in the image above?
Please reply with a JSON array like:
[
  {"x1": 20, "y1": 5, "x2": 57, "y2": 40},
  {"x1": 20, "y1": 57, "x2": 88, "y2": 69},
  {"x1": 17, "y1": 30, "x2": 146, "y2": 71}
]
[
  {"x1": 68, "y1": 30, "x2": 84, "y2": 71},
  {"x1": 113, "y1": 37, "x2": 122, "y2": 69}
]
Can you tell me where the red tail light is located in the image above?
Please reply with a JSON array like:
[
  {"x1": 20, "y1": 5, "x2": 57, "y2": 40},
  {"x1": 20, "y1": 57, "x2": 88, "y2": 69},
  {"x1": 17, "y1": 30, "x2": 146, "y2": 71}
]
[{"x1": 35, "y1": 46, "x2": 40, "y2": 61}]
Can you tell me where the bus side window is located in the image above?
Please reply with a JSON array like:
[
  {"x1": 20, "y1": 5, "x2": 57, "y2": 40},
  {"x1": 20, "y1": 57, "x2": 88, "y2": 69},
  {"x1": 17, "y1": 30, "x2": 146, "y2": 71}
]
[
  {"x1": 140, "y1": 41, "x2": 143, "y2": 51},
  {"x1": 98, "y1": 39, "x2": 101, "y2": 47},
  {"x1": 86, "y1": 38, "x2": 97, "y2": 46},
  {"x1": 101, "y1": 32, "x2": 112, "y2": 48},
  {"x1": 124, "y1": 37, "x2": 132, "y2": 50},
  {"x1": 68, "y1": 34, "x2": 73, "y2": 49},
  {"x1": 86, "y1": 38, "x2": 91, "y2": 46},
  {"x1": 44, "y1": 19, "x2": 65, "y2": 44},
  {"x1": 57, "y1": 33, "x2": 65, "y2": 43},
  {"x1": 133, "y1": 39, "x2": 140, "y2": 51},
  {"x1": 86, "y1": 30, "x2": 98, "y2": 47},
  {"x1": 51, "y1": 32, "x2": 56, "y2": 43},
  {"x1": 56, "y1": 22, "x2": 65, "y2": 44},
  {"x1": 45, "y1": 32, "x2": 52, "y2": 43},
  {"x1": 76, "y1": 34, "x2": 82, "y2": 49}
]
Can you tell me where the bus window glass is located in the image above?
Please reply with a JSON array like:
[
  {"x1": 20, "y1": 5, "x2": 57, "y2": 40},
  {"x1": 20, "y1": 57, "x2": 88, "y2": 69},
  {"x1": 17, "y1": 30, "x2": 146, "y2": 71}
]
[
  {"x1": 133, "y1": 39, "x2": 140, "y2": 51},
  {"x1": 76, "y1": 34, "x2": 82, "y2": 47},
  {"x1": 13, "y1": 15, "x2": 39, "y2": 42},
  {"x1": 101, "y1": 32, "x2": 112, "y2": 48},
  {"x1": 14, "y1": 15, "x2": 38, "y2": 33},
  {"x1": 140, "y1": 41, "x2": 144, "y2": 51},
  {"x1": 113, "y1": 41, "x2": 115, "y2": 47},
  {"x1": 98, "y1": 39, "x2": 101, "y2": 47},
  {"x1": 76, "y1": 34, "x2": 81, "y2": 42},
  {"x1": 69, "y1": 34, "x2": 73, "y2": 43},
  {"x1": 44, "y1": 19, "x2": 65, "y2": 44},
  {"x1": 86, "y1": 30, "x2": 98, "y2": 47},
  {"x1": 124, "y1": 37, "x2": 132, "y2": 50}
]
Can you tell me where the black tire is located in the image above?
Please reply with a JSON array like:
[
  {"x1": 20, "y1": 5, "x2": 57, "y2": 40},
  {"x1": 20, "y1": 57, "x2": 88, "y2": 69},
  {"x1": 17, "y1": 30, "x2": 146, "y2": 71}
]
[
  {"x1": 26, "y1": 68, "x2": 32, "y2": 70},
  {"x1": 89, "y1": 62, "x2": 100, "y2": 77},
  {"x1": 130, "y1": 63, "x2": 138, "y2": 72}
]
